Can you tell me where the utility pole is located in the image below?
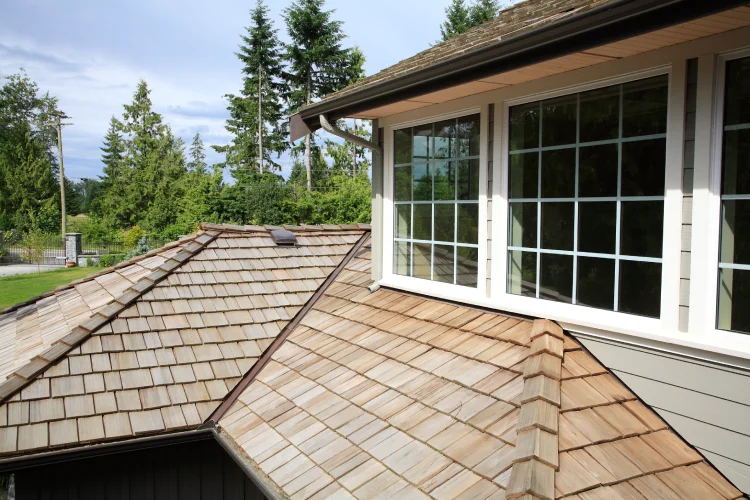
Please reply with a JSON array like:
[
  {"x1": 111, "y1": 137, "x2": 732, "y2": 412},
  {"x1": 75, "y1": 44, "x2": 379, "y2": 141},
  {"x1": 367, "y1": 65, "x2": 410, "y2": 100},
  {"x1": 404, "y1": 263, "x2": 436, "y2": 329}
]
[
  {"x1": 49, "y1": 116, "x2": 72, "y2": 239},
  {"x1": 352, "y1": 118, "x2": 357, "y2": 177}
]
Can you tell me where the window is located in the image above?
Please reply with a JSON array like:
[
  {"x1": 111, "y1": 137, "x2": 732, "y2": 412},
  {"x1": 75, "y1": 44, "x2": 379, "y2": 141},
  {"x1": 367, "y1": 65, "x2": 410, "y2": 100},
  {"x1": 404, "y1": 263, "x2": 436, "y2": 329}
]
[
  {"x1": 717, "y1": 56, "x2": 750, "y2": 334},
  {"x1": 393, "y1": 114, "x2": 480, "y2": 287},
  {"x1": 506, "y1": 75, "x2": 669, "y2": 318}
]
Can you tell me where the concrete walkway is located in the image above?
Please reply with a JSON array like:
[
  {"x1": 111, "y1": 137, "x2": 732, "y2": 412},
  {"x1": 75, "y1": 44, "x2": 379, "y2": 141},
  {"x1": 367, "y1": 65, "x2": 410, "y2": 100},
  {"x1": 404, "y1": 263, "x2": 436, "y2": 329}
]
[{"x1": 0, "y1": 265, "x2": 63, "y2": 278}]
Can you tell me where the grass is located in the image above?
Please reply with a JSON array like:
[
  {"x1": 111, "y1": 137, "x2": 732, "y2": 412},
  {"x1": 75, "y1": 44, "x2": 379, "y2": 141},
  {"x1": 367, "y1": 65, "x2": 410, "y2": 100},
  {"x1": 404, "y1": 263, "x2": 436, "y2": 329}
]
[{"x1": 0, "y1": 266, "x2": 99, "y2": 310}]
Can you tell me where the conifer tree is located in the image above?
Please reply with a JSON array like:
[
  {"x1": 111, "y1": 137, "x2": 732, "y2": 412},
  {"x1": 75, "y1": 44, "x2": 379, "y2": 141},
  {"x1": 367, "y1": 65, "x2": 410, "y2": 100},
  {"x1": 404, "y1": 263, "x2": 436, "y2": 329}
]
[
  {"x1": 283, "y1": 0, "x2": 365, "y2": 191},
  {"x1": 440, "y1": 0, "x2": 472, "y2": 41},
  {"x1": 96, "y1": 116, "x2": 129, "y2": 226},
  {"x1": 215, "y1": 0, "x2": 287, "y2": 182},
  {"x1": 440, "y1": 0, "x2": 501, "y2": 41},
  {"x1": 177, "y1": 132, "x2": 223, "y2": 233},
  {"x1": 469, "y1": 0, "x2": 500, "y2": 25}
]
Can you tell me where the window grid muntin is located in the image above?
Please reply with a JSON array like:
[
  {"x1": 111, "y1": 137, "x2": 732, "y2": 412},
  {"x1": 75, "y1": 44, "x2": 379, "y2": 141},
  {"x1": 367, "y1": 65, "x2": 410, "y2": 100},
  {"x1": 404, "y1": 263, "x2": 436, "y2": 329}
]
[
  {"x1": 717, "y1": 56, "x2": 750, "y2": 333},
  {"x1": 507, "y1": 80, "x2": 667, "y2": 312},
  {"x1": 393, "y1": 116, "x2": 481, "y2": 286}
]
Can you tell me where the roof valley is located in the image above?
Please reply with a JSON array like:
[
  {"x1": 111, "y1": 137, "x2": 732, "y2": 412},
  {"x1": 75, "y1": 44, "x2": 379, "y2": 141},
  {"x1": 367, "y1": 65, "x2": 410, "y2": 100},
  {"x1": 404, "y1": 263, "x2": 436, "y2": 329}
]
[{"x1": 207, "y1": 233, "x2": 371, "y2": 424}]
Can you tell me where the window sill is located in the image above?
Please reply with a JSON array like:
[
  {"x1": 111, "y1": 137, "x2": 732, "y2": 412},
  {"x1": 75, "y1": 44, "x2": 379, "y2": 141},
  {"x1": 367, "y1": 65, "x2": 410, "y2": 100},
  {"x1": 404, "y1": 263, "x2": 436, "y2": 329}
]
[{"x1": 378, "y1": 276, "x2": 750, "y2": 365}]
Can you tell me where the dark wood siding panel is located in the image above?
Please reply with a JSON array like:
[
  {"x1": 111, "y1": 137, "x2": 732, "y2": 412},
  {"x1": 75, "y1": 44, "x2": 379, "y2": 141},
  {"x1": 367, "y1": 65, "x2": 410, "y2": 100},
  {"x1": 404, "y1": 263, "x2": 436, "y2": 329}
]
[{"x1": 15, "y1": 439, "x2": 266, "y2": 500}]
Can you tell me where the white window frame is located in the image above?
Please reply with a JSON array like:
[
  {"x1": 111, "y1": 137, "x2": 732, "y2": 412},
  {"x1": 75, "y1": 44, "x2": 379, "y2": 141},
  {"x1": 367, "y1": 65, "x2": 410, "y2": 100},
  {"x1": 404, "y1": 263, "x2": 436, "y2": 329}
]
[
  {"x1": 490, "y1": 66, "x2": 684, "y2": 338},
  {"x1": 689, "y1": 46, "x2": 750, "y2": 355},
  {"x1": 382, "y1": 105, "x2": 490, "y2": 300}
]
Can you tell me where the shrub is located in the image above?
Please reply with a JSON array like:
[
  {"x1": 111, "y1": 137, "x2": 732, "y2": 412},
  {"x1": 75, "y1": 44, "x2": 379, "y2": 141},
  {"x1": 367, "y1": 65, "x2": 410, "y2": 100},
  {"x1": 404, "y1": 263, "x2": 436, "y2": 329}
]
[
  {"x1": 99, "y1": 254, "x2": 112, "y2": 267},
  {"x1": 86, "y1": 257, "x2": 93, "y2": 267},
  {"x1": 123, "y1": 226, "x2": 147, "y2": 251}
]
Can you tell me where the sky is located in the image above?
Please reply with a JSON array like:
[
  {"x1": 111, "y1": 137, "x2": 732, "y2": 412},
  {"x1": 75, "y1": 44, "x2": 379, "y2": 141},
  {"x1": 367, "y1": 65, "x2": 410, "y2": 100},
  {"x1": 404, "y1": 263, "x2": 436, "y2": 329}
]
[{"x1": 0, "y1": 0, "x2": 452, "y2": 182}]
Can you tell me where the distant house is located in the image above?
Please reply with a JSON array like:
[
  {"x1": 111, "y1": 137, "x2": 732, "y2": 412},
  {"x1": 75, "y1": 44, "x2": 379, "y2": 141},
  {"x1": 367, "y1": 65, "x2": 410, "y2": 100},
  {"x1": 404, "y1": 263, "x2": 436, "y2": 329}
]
[{"x1": 0, "y1": 0, "x2": 748, "y2": 498}]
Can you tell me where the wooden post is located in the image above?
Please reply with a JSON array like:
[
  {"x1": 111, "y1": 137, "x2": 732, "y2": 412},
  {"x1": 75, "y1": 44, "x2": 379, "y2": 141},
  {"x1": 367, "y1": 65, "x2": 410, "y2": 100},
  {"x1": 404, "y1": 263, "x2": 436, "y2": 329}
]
[{"x1": 54, "y1": 117, "x2": 66, "y2": 240}]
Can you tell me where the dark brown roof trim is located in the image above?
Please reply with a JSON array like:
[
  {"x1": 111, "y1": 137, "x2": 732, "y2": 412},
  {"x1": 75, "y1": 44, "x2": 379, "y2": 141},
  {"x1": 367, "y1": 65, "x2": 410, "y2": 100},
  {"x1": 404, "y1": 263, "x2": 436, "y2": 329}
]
[
  {"x1": 0, "y1": 428, "x2": 214, "y2": 473},
  {"x1": 291, "y1": 0, "x2": 747, "y2": 140},
  {"x1": 206, "y1": 231, "x2": 371, "y2": 423}
]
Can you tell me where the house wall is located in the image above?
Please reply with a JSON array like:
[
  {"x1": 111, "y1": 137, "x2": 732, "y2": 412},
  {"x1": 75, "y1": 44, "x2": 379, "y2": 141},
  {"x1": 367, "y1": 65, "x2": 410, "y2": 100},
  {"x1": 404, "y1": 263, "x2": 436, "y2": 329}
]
[
  {"x1": 14, "y1": 438, "x2": 267, "y2": 500},
  {"x1": 370, "y1": 25, "x2": 750, "y2": 494},
  {"x1": 575, "y1": 334, "x2": 750, "y2": 494},
  {"x1": 679, "y1": 58, "x2": 698, "y2": 332},
  {"x1": 375, "y1": 25, "x2": 750, "y2": 362}
]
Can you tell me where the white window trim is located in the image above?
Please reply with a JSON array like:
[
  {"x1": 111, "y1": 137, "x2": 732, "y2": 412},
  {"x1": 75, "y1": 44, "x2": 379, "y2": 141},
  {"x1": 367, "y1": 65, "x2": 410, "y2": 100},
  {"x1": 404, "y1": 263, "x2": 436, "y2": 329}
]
[
  {"x1": 375, "y1": 27, "x2": 750, "y2": 361},
  {"x1": 381, "y1": 105, "x2": 490, "y2": 300},
  {"x1": 688, "y1": 46, "x2": 750, "y2": 356},
  {"x1": 489, "y1": 65, "x2": 685, "y2": 338}
]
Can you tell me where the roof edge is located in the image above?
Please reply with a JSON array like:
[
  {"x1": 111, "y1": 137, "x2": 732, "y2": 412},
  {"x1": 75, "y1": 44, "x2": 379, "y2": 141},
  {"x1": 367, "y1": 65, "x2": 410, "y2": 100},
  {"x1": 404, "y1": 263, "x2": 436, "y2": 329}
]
[
  {"x1": 200, "y1": 222, "x2": 371, "y2": 233},
  {"x1": 290, "y1": 0, "x2": 747, "y2": 138},
  {"x1": 0, "y1": 234, "x2": 198, "y2": 317},
  {"x1": 0, "y1": 230, "x2": 222, "y2": 405}
]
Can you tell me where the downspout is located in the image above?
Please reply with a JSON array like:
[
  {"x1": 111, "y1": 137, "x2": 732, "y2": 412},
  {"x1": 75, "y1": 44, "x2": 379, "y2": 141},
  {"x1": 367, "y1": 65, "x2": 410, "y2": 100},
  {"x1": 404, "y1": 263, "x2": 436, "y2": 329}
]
[
  {"x1": 319, "y1": 114, "x2": 382, "y2": 157},
  {"x1": 319, "y1": 114, "x2": 383, "y2": 293}
]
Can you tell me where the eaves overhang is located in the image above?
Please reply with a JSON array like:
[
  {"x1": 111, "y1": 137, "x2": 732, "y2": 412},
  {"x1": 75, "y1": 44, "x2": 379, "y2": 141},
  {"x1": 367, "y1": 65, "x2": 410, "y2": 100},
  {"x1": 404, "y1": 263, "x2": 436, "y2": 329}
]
[{"x1": 290, "y1": 0, "x2": 748, "y2": 141}]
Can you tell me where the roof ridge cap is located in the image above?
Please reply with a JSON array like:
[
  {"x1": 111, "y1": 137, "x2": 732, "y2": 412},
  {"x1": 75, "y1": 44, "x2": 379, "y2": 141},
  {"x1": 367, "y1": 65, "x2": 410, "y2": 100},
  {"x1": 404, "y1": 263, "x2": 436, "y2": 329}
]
[
  {"x1": 506, "y1": 318, "x2": 564, "y2": 500},
  {"x1": 0, "y1": 230, "x2": 221, "y2": 404},
  {"x1": 0, "y1": 233, "x2": 200, "y2": 317},
  {"x1": 200, "y1": 222, "x2": 371, "y2": 234},
  {"x1": 206, "y1": 232, "x2": 370, "y2": 424}
]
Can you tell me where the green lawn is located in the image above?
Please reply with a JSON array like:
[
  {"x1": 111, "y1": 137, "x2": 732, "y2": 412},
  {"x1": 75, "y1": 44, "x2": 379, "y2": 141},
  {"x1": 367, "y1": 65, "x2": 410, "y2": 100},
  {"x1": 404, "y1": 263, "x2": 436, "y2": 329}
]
[{"x1": 0, "y1": 267, "x2": 99, "y2": 310}]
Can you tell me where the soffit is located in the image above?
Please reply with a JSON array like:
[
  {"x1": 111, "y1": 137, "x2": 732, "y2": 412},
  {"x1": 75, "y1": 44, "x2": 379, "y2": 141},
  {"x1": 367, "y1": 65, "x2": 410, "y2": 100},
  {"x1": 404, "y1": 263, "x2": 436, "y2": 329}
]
[{"x1": 351, "y1": 6, "x2": 750, "y2": 119}]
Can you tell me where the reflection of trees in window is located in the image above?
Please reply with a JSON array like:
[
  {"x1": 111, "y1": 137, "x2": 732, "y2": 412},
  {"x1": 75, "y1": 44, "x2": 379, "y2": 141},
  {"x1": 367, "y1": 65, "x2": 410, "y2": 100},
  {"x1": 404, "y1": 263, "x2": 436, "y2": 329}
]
[
  {"x1": 392, "y1": 114, "x2": 481, "y2": 287},
  {"x1": 507, "y1": 75, "x2": 668, "y2": 318},
  {"x1": 717, "y1": 56, "x2": 750, "y2": 334}
]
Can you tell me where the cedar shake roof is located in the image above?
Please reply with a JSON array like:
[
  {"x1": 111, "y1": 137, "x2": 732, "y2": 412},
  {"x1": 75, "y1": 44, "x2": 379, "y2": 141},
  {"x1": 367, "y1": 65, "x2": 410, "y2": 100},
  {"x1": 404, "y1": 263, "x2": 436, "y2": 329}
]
[
  {"x1": 0, "y1": 223, "x2": 366, "y2": 455},
  {"x1": 216, "y1": 237, "x2": 743, "y2": 500},
  {"x1": 0, "y1": 227, "x2": 742, "y2": 499},
  {"x1": 303, "y1": 0, "x2": 611, "y2": 111},
  {"x1": 0, "y1": 238, "x2": 191, "y2": 381}
]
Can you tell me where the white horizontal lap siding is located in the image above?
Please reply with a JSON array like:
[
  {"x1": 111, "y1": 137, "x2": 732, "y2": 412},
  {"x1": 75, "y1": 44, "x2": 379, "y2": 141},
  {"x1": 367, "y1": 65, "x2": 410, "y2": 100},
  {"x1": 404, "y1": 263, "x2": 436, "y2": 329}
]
[{"x1": 578, "y1": 335, "x2": 750, "y2": 494}]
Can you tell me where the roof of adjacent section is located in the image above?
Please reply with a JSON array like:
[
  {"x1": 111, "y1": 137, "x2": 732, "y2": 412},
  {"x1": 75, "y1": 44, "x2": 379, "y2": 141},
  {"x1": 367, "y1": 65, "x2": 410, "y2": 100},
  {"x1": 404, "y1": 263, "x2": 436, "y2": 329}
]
[
  {"x1": 301, "y1": 0, "x2": 610, "y2": 111},
  {"x1": 0, "y1": 223, "x2": 366, "y2": 455},
  {"x1": 0, "y1": 239, "x2": 190, "y2": 381},
  {"x1": 0, "y1": 226, "x2": 742, "y2": 500},
  {"x1": 217, "y1": 237, "x2": 743, "y2": 500}
]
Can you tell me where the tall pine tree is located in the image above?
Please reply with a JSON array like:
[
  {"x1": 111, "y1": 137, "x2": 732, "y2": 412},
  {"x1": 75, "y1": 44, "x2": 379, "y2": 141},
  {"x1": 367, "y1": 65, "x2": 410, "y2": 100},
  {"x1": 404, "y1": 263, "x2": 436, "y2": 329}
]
[
  {"x1": 283, "y1": 0, "x2": 364, "y2": 191},
  {"x1": 215, "y1": 0, "x2": 287, "y2": 182},
  {"x1": 440, "y1": 0, "x2": 500, "y2": 41},
  {"x1": 96, "y1": 116, "x2": 128, "y2": 226},
  {"x1": 176, "y1": 132, "x2": 223, "y2": 234}
]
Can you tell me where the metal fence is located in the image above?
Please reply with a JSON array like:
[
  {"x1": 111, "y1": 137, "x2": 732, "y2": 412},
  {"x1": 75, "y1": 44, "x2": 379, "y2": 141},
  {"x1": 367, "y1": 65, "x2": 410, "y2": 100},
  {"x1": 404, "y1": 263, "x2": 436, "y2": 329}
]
[
  {"x1": 1, "y1": 232, "x2": 174, "y2": 265},
  {"x1": 0, "y1": 232, "x2": 65, "y2": 265}
]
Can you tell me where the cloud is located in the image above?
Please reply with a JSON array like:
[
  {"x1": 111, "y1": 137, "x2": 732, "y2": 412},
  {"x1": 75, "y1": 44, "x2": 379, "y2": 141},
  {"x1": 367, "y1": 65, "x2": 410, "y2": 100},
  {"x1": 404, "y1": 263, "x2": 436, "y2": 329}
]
[{"x1": 0, "y1": 43, "x2": 83, "y2": 74}]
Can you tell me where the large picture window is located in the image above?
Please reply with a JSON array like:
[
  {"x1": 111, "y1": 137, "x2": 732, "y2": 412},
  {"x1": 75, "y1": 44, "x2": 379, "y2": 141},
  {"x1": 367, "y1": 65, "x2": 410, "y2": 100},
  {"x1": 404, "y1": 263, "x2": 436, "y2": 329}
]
[
  {"x1": 717, "y1": 56, "x2": 750, "y2": 334},
  {"x1": 506, "y1": 75, "x2": 669, "y2": 318},
  {"x1": 393, "y1": 114, "x2": 480, "y2": 287}
]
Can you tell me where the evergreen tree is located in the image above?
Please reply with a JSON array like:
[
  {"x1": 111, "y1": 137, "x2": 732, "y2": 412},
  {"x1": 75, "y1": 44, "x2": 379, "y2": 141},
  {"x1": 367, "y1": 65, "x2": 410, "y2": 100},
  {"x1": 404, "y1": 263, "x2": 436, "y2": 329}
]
[
  {"x1": 440, "y1": 0, "x2": 501, "y2": 41},
  {"x1": 215, "y1": 0, "x2": 287, "y2": 182},
  {"x1": 469, "y1": 0, "x2": 500, "y2": 25},
  {"x1": 440, "y1": 0, "x2": 471, "y2": 41},
  {"x1": 95, "y1": 116, "x2": 129, "y2": 226},
  {"x1": 188, "y1": 132, "x2": 207, "y2": 172},
  {"x1": 175, "y1": 132, "x2": 223, "y2": 235},
  {"x1": 96, "y1": 80, "x2": 188, "y2": 233},
  {"x1": 0, "y1": 71, "x2": 62, "y2": 232},
  {"x1": 283, "y1": 0, "x2": 365, "y2": 191}
]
